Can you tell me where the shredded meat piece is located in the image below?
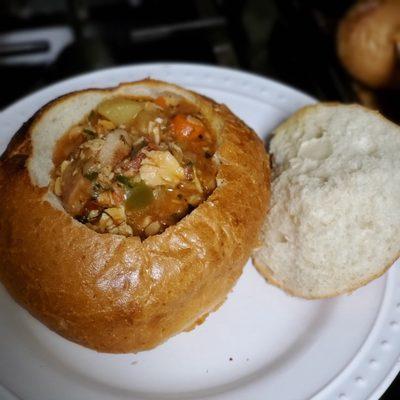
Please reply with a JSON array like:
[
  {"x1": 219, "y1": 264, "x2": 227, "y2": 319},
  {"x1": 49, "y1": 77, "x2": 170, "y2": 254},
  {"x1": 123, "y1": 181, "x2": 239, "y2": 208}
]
[
  {"x1": 98, "y1": 129, "x2": 131, "y2": 167},
  {"x1": 60, "y1": 169, "x2": 92, "y2": 215},
  {"x1": 139, "y1": 150, "x2": 185, "y2": 187}
]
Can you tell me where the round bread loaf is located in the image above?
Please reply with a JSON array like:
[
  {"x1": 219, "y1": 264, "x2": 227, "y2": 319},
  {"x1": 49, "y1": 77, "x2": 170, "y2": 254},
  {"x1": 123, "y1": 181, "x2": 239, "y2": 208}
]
[
  {"x1": 337, "y1": 0, "x2": 400, "y2": 88},
  {"x1": 253, "y1": 103, "x2": 400, "y2": 299},
  {"x1": 0, "y1": 80, "x2": 270, "y2": 353}
]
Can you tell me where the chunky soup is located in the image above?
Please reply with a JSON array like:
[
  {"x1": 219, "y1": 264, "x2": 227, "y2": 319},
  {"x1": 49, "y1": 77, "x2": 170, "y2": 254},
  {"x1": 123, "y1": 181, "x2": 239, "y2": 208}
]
[{"x1": 51, "y1": 94, "x2": 218, "y2": 239}]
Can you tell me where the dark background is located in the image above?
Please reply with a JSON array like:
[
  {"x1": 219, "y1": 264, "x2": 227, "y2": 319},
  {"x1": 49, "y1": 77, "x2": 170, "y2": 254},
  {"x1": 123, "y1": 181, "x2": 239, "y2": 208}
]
[
  {"x1": 0, "y1": 0, "x2": 357, "y2": 109},
  {"x1": 0, "y1": 0, "x2": 399, "y2": 398}
]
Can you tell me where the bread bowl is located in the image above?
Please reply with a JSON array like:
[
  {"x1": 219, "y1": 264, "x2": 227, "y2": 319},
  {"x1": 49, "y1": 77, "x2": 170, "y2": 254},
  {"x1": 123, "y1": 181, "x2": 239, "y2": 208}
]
[
  {"x1": 337, "y1": 0, "x2": 400, "y2": 89},
  {"x1": 0, "y1": 79, "x2": 270, "y2": 353},
  {"x1": 252, "y1": 103, "x2": 400, "y2": 299}
]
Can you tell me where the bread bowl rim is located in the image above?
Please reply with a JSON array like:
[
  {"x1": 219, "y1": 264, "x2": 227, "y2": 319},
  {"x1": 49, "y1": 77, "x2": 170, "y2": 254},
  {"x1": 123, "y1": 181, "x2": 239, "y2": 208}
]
[{"x1": 5, "y1": 78, "x2": 236, "y2": 240}]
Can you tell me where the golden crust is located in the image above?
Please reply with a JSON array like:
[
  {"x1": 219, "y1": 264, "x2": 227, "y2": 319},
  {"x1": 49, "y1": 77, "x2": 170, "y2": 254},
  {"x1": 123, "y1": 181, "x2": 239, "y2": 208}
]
[
  {"x1": 0, "y1": 79, "x2": 270, "y2": 353},
  {"x1": 252, "y1": 256, "x2": 396, "y2": 300}
]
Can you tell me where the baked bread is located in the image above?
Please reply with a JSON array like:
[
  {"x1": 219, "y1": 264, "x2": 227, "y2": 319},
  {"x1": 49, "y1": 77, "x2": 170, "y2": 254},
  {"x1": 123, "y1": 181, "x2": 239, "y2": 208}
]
[
  {"x1": 252, "y1": 103, "x2": 400, "y2": 299},
  {"x1": 337, "y1": 0, "x2": 400, "y2": 89},
  {"x1": 0, "y1": 79, "x2": 270, "y2": 352}
]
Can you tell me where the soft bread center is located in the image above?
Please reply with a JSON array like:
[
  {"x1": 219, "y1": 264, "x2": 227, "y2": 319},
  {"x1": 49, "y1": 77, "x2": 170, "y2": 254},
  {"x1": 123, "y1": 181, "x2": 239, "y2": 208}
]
[{"x1": 255, "y1": 104, "x2": 400, "y2": 298}]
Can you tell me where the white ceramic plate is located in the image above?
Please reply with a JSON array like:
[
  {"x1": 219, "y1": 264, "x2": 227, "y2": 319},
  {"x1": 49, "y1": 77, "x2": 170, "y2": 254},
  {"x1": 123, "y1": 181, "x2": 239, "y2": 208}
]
[{"x1": 0, "y1": 63, "x2": 399, "y2": 400}]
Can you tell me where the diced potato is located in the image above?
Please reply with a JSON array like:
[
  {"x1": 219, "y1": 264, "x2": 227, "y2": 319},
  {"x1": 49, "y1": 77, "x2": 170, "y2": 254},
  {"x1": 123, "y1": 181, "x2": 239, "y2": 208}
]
[
  {"x1": 87, "y1": 209, "x2": 100, "y2": 220},
  {"x1": 98, "y1": 212, "x2": 114, "y2": 230},
  {"x1": 144, "y1": 221, "x2": 161, "y2": 236},
  {"x1": 54, "y1": 177, "x2": 62, "y2": 196},
  {"x1": 105, "y1": 206, "x2": 126, "y2": 225},
  {"x1": 97, "y1": 191, "x2": 115, "y2": 207},
  {"x1": 110, "y1": 222, "x2": 133, "y2": 236},
  {"x1": 97, "y1": 98, "x2": 144, "y2": 126},
  {"x1": 132, "y1": 106, "x2": 164, "y2": 133},
  {"x1": 96, "y1": 119, "x2": 116, "y2": 134},
  {"x1": 140, "y1": 215, "x2": 152, "y2": 229},
  {"x1": 60, "y1": 160, "x2": 70, "y2": 174}
]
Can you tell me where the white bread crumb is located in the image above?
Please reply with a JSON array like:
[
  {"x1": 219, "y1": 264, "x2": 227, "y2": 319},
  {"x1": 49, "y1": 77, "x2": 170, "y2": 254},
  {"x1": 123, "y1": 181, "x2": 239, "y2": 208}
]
[{"x1": 253, "y1": 103, "x2": 400, "y2": 298}]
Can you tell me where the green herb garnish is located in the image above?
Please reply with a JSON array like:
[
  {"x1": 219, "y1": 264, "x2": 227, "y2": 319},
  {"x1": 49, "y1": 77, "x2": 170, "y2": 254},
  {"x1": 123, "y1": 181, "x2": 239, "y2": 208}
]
[
  {"x1": 84, "y1": 128, "x2": 97, "y2": 139},
  {"x1": 116, "y1": 174, "x2": 134, "y2": 188},
  {"x1": 84, "y1": 171, "x2": 98, "y2": 181}
]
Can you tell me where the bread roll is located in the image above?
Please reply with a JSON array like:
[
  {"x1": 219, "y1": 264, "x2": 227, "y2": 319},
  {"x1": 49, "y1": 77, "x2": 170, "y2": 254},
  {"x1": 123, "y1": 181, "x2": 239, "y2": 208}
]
[
  {"x1": 337, "y1": 0, "x2": 400, "y2": 89},
  {"x1": 253, "y1": 103, "x2": 400, "y2": 298},
  {"x1": 0, "y1": 80, "x2": 270, "y2": 352}
]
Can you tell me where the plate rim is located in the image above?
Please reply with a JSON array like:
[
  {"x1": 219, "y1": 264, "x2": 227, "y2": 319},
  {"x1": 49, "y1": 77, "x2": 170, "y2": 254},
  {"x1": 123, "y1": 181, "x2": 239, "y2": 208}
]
[{"x1": 0, "y1": 61, "x2": 315, "y2": 116}]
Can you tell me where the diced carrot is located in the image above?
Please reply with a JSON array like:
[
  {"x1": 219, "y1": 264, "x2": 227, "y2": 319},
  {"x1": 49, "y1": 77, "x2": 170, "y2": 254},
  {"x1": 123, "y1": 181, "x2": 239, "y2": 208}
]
[
  {"x1": 171, "y1": 114, "x2": 204, "y2": 141},
  {"x1": 155, "y1": 96, "x2": 167, "y2": 108}
]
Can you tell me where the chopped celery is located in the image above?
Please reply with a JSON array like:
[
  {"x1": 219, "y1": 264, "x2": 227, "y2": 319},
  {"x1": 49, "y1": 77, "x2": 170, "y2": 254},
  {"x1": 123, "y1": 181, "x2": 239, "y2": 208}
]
[{"x1": 125, "y1": 182, "x2": 154, "y2": 209}]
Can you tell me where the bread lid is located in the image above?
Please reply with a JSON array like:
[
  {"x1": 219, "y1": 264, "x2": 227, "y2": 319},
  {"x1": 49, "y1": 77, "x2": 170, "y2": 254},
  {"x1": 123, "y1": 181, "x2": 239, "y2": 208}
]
[
  {"x1": 253, "y1": 103, "x2": 400, "y2": 298},
  {"x1": 337, "y1": 0, "x2": 400, "y2": 88}
]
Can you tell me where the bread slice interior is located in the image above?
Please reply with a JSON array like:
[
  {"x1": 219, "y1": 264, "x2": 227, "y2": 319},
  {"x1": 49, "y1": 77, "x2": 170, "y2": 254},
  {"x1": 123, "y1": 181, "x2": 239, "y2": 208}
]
[{"x1": 253, "y1": 103, "x2": 400, "y2": 298}]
